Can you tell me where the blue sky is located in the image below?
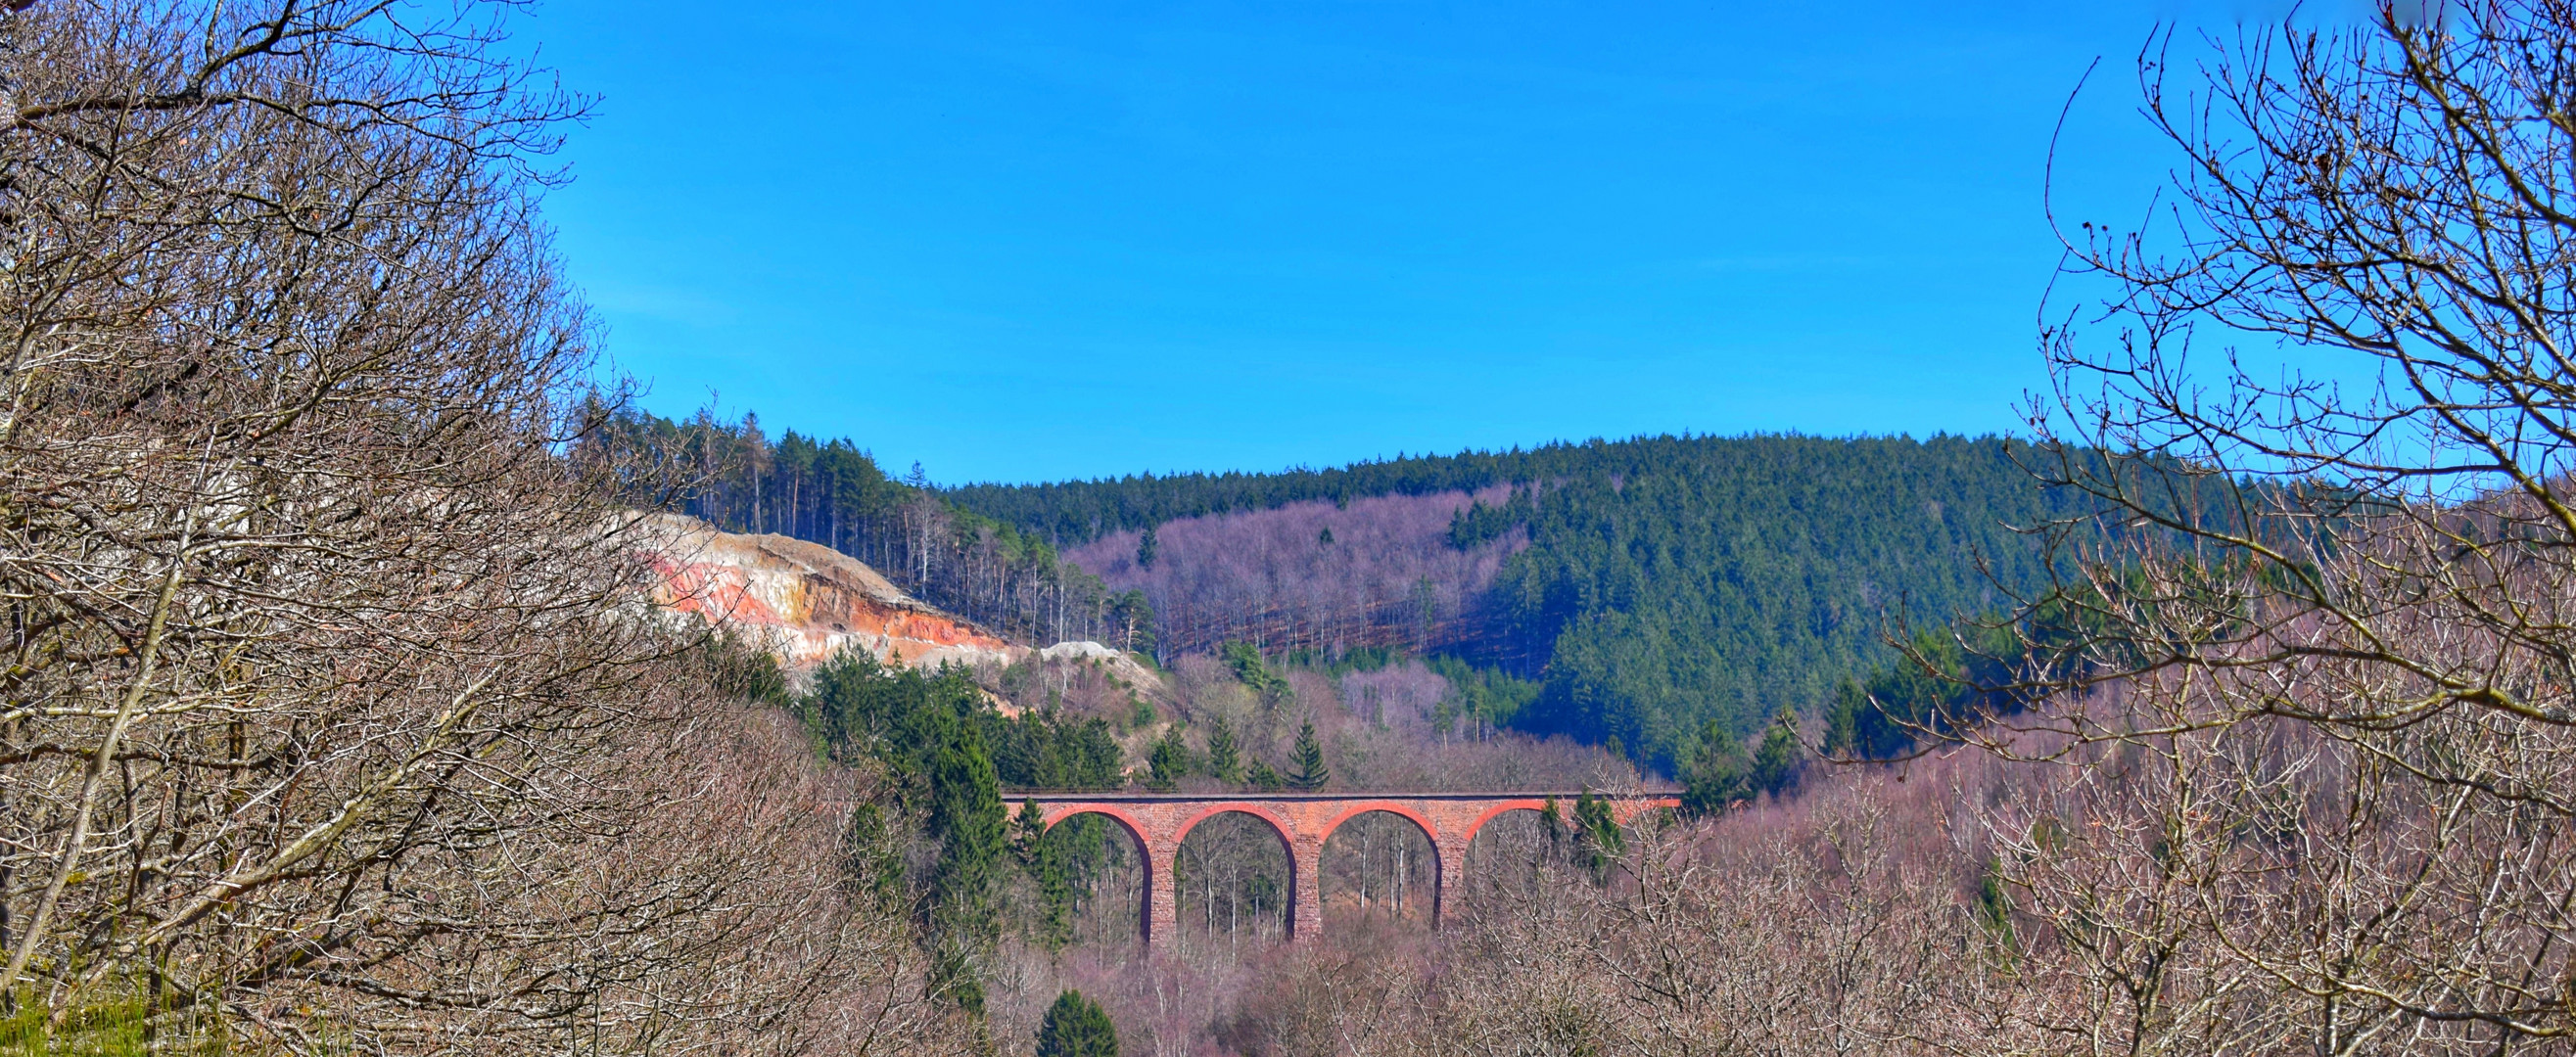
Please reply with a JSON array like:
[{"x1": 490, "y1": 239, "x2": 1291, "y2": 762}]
[{"x1": 529, "y1": 0, "x2": 2306, "y2": 484}]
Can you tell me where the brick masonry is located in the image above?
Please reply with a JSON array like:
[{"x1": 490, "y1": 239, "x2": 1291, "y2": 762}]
[{"x1": 1022, "y1": 791, "x2": 1680, "y2": 947}]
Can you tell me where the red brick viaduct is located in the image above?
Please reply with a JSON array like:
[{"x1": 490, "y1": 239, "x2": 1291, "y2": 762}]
[{"x1": 1022, "y1": 790, "x2": 1680, "y2": 948}]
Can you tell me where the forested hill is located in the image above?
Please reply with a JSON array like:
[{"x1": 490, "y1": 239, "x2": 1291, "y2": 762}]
[
  {"x1": 589, "y1": 411, "x2": 2137, "y2": 772},
  {"x1": 943, "y1": 437, "x2": 1723, "y2": 544},
  {"x1": 1476, "y1": 435, "x2": 2091, "y2": 766},
  {"x1": 954, "y1": 434, "x2": 2117, "y2": 769}
]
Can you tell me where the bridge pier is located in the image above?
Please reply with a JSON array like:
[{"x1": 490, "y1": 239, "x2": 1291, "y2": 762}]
[
  {"x1": 1147, "y1": 838, "x2": 1179, "y2": 949},
  {"x1": 1289, "y1": 834, "x2": 1324, "y2": 941},
  {"x1": 1432, "y1": 835, "x2": 1469, "y2": 927}
]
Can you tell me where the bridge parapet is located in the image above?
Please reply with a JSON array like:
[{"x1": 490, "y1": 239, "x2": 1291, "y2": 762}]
[{"x1": 1017, "y1": 790, "x2": 1680, "y2": 948}]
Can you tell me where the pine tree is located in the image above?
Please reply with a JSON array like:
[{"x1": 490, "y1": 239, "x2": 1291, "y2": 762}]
[
  {"x1": 1749, "y1": 708, "x2": 1805, "y2": 797},
  {"x1": 926, "y1": 722, "x2": 1006, "y2": 929},
  {"x1": 1220, "y1": 641, "x2": 1288, "y2": 702},
  {"x1": 1679, "y1": 720, "x2": 1751, "y2": 819},
  {"x1": 1011, "y1": 799, "x2": 1048, "y2": 869},
  {"x1": 924, "y1": 717, "x2": 1005, "y2": 1008},
  {"x1": 1135, "y1": 526, "x2": 1158, "y2": 570},
  {"x1": 1571, "y1": 790, "x2": 1623, "y2": 884},
  {"x1": 1147, "y1": 726, "x2": 1192, "y2": 791},
  {"x1": 1109, "y1": 589, "x2": 1155, "y2": 656},
  {"x1": 1026, "y1": 805, "x2": 1074, "y2": 950},
  {"x1": 1821, "y1": 679, "x2": 1865, "y2": 758},
  {"x1": 1203, "y1": 715, "x2": 1241, "y2": 784},
  {"x1": 1288, "y1": 719, "x2": 1329, "y2": 791},
  {"x1": 1246, "y1": 759, "x2": 1286, "y2": 791},
  {"x1": 1036, "y1": 989, "x2": 1120, "y2": 1057},
  {"x1": 837, "y1": 803, "x2": 906, "y2": 914}
]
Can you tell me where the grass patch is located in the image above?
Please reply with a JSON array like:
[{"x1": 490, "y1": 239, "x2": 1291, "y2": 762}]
[{"x1": 0, "y1": 988, "x2": 231, "y2": 1056}]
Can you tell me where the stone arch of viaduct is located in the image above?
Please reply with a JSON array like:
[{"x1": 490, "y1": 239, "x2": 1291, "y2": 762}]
[{"x1": 1023, "y1": 791, "x2": 1679, "y2": 948}]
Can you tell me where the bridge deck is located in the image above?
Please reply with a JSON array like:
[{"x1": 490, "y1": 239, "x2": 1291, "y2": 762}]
[{"x1": 1007, "y1": 788, "x2": 1679, "y2": 802}]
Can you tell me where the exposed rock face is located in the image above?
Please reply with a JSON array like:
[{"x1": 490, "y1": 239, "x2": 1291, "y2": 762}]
[
  {"x1": 640, "y1": 514, "x2": 1014, "y2": 669},
  {"x1": 1039, "y1": 640, "x2": 1129, "y2": 663},
  {"x1": 637, "y1": 515, "x2": 1162, "y2": 693}
]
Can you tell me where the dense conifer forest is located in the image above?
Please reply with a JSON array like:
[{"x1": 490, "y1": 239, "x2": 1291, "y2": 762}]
[{"x1": 962, "y1": 434, "x2": 2119, "y2": 768}]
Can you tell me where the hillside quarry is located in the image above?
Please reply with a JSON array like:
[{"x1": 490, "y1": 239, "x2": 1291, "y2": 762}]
[{"x1": 640, "y1": 513, "x2": 1161, "y2": 690}]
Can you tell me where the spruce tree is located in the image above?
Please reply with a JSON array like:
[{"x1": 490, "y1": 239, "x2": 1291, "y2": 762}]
[
  {"x1": 1009, "y1": 799, "x2": 1076, "y2": 949},
  {"x1": 1246, "y1": 759, "x2": 1286, "y2": 791},
  {"x1": 924, "y1": 716, "x2": 1005, "y2": 1007},
  {"x1": 1011, "y1": 799, "x2": 1048, "y2": 869},
  {"x1": 1679, "y1": 720, "x2": 1750, "y2": 819},
  {"x1": 1147, "y1": 726, "x2": 1192, "y2": 791},
  {"x1": 1203, "y1": 715, "x2": 1241, "y2": 784},
  {"x1": 1821, "y1": 679, "x2": 1865, "y2": 758},
  {"x1": 1221, "y1": 641, "x2": 1288, "y2": 702},
  {"x1": 837, "y1": 802, "x2": 905, "y2": 914},
  {"x1": 926, "y1": 721, "x2": 1006, "y2": 930},
  {"x1": 1287, "y1": 719, "x2": 1329, "y2": 791},
  {"x1": 1571, "y1": 790, "x2": 1623, "y2": 884},
  {"x1": 1036, "y1": 989, "x2": 1120, "y2": 1057},
  {"x1": 1749, "y1": 709, "x2": 1805, "y2": 797}
]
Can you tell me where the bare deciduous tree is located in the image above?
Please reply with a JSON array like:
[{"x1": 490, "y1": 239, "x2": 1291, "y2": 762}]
[
  {"x1": 0, "y1": 1, "x2": 972, "y2": 1052},
  {"x1": 1994, "y1": 2, "x2": 2576, "y2": 1051}
]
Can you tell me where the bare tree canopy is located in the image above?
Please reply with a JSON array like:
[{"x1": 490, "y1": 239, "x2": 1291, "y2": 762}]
[
  {"x1": 0, "y1": 1, "x2": 972, "y2": 1052},
  {"x1": 2004, "y1": 1, "x2": 2576, "y2": 1050}
]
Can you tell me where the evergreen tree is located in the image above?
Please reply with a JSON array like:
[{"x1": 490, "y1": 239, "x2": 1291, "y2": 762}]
[
  {"x1": 1679, "y1": 720, "x2": 1751, "y2": 818},
  {"x1": 1108, "y1": 589, "x2": 1155, "y2": 656},
  {"x1": 1822, "y1": 623, "x2": 2028, "y2": 760},
  {"x1": 1821, "y1": 679, "x2": 1865, "y2": 758},
  {"x1": 1035, "y1": 843, "x2": 1074, "y2": 950},
  {"x1": 1221, "y1": 641, "x2": 1289, "y2": 702},
  {"x1": 1203, "y1": 714, "x2": 1241, "y2": 784},
  {"x1": 1749, "y1": 708, "x2": 1805, "y2": 797},
  {"x1": 1135, "y1": 526, "x2": 1158, "y2": 570},
  {"x1": 1246, "y1": 759, "x2": 1286, "y2": 791},
  {"x1": 989, "y1": 709, "x2": 1126, "y2": 791},
  {"x1": 1018, "y1": 801, "x2": 1076, "y2": 950},
  {"x1": 1288, "y1": 719, "x2": 1329, "y2": 791},
  {"x1": 1036, "y1": 989, "x2": 1120, "y2": 1057},
  {"x1": 1147, "y1": 726, "x2": 1192, "y2": 791},
  {"x1": 1571, "y1": 790, "x2": 1623, "y2": 884},
  {"x1": 837, "y1": 803, "x2": 906, "y2": 914},
  {"x1": 923, "y1": 714, "x2": 1005, "y2": 1008},
  {"x1": 1010, "y1": 799, "x2": 1048, "y2": 868}
]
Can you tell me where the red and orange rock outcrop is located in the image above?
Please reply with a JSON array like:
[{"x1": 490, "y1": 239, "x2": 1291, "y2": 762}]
[{"x1": 638, "y1": 515, "x2": 1017, "y2": 670}]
